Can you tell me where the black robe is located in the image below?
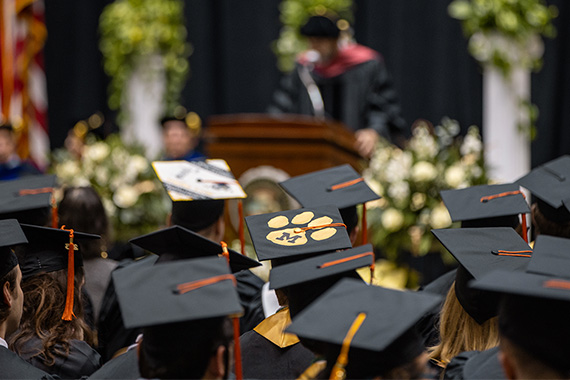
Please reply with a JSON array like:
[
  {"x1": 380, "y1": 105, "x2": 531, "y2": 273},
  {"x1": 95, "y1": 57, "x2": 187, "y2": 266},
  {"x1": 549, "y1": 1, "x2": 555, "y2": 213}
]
[
  {"x1": 268, "y1": 45, "x2": 406, "y2": 143},
  {"x1": 16, "y1": 336, "x2": 100, "y2": 379},
  {"x1": 88, "y1": 348, "x2": 139, "y2": 380},
  {"x1": 444, "y1": 346, "x2": 505, "y2": 380},
  {"x1": 0, "y1": 346, "x2": 54, "y2": 380}
]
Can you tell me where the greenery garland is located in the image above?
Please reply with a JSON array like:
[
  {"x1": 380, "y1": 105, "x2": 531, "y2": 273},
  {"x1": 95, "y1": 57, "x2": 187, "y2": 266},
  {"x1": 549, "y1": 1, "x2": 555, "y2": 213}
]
[
  {"x1": 273, "y1": 0, "x2": 354, "y2": 72},
  {"x1": 448, "y1": 0, "x2": 558, "y2": 140},
  {"x1": 99, "y1": 0, "x2": 191, "y2": 120}
]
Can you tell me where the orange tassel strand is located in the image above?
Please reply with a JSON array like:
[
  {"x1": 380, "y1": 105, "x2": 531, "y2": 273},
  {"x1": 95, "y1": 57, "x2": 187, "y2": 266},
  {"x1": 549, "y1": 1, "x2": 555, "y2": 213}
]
[{"x1": 60, "y1": 226, "x2": 75, "y2": 321}]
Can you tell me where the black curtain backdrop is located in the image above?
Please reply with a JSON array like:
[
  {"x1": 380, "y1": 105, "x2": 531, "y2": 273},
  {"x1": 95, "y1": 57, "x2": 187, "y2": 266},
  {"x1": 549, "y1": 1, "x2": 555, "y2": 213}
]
[{"x1": 44, "y1": 0, "x2": 570, "y2": 167}]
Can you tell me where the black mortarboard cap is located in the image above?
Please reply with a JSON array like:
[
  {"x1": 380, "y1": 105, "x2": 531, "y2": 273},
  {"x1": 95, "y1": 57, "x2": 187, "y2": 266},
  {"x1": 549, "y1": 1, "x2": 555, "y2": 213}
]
[
  {"x1": 113, "y1": 256, "x2": 243, "y2": 329},
  {"x1": 18, "y1": 224, "x2": 100, "y2": 279},
  {"x1": 129, "y1": 225, "x2": 260, "y2": 273},
  {"x1": 269, "y1": 244, "x2": 374, "y2": 289},
  {"x1": 432, "y1": 227, "x2": 532, "y2": 324},
  {"x1": 471, "y1": 235, "x2": 570, "y2": 300},
  {"x1": 516, "y1": 155, "x2": 570, "y2": 222},
  {"x1": 245, "y1": 205, "x2": 352, "y2": 262},
  {"x1": 0, "y1": 175, "x2": 57, "y2": 224},
  {"x1": 471, "y1": 235, "x2": 570, "y2": 376},
  {"x1": 300, "y1": 15, "x2": 340, "y2": 38},
  {"x1": 279, "y1": 165, "x2": 380, "y2": 210},
  {"x1": 440, "y1": 183, "x2": 529, "y2": 223},
  {"x1": 287, "y1": 278, "x2": 441, "y2": 374},
  {"x1": 0, "y1": 219, "x2": 27, "y2": 278}
]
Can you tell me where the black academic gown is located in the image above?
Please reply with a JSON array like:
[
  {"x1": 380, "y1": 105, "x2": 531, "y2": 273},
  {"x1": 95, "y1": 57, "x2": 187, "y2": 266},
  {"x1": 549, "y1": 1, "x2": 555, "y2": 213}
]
[
  {"x1": 0, "y1": 346, "x2": 54, "y2": 380},
  {"x1": 17, "y1": 336, "x2": 101, "y2": 379},
  {"x1": 240, "y1": 307, "x2": 314, "y2": 379},
  {"x1": 444, "y1": 346, "x2": 505, "y2": 380},
  {"x1": 267, "y1": 45, "x2": 406, "y2": 143},
  {"x1": 88, "y1": 348, "x2": 140, "y2": 380}
]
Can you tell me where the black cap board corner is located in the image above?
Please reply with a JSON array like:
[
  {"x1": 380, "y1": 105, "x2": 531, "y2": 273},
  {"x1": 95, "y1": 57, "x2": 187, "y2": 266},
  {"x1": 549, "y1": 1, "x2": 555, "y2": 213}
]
[
  {"x1": 279, "y1": 165, "x2": 380, "y2": 210},
  {"x1": 129, "y1": 225, "x2": 260, "y2": 273},
  {"x1": 113, "y1": 256, "x2": 243, "y2": 329}
]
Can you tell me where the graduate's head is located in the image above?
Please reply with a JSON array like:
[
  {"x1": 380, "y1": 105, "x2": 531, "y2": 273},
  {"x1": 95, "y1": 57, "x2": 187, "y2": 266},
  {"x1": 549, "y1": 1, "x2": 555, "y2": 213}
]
[
  {"x1": 161, "y1": 110, "x2": 201, "y2": 160},
  {"x1": 287, "y1": 278, "x2": 442, "y2": 379},
  {"x1": 140, "y1": 317, "x2": 233, "y2": 380},
  {"x1": 113, "y1": 257, "x2": 244, "y2": 380},
  {"x1": 170, "y1": 200, "x2": 226, "y2": 241},
  {"x1": 0, "y1": 122, "x2": 16, "y2": 163},
  {"x1": 0, "y1": 220, "x2": 27, "y2": 338},
  {"x1": 499, "y1": 295, "x2": 570, "y2": 380},
  {"x1": 300, "y1": 15, "x2": 340, "y2": 63}
]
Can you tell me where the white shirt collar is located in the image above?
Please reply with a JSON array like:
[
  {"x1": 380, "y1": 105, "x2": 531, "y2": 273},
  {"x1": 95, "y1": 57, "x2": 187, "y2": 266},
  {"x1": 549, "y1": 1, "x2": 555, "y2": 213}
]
[{"x1": 0, "y1": 336, "x2": 8, "y2": 349}]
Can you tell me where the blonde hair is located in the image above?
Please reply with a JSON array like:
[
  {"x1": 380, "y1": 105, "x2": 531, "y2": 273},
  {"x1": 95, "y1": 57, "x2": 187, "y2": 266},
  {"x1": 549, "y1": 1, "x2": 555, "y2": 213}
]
[{"x1": 428, "y1": 282, "x2": 499, "y2": 368}]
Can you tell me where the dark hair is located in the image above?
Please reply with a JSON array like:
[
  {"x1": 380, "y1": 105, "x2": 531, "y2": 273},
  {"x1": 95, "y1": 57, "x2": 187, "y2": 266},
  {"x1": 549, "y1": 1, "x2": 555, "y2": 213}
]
[
  {"x1": 9, "y1": 267, "x2": 95, "y2": 366},
  {"x1": 300, "y1": 15, "x2": 340, "y2": 38},
  {"x1": 0, "y1": 267, "x2": 18, "y2": 324},
  {"x1": 339, "y1": 206, "x2": 358, "y2": 235},
  {"x1": 170, "y1": 200, "x2": 225, "y2": 232},
  {"x1": 460, "y1": 215, "x2": 520, "y2": 229},
  {"x1": 139, "y1": 317, "x2": 232, "y2": 379},
  {"x1": 532, "y1": 201, "x2": 570, "y2": 238},
  {"x1": 58, "y1": 186, "x2": 109, "y2": 259}
]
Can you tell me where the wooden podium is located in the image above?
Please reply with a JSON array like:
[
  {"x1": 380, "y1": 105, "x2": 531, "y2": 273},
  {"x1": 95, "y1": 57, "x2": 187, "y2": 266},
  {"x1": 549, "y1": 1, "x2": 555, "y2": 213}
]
[{"x1": 203, "y1": 113, "x2": 363, "y2": 178}]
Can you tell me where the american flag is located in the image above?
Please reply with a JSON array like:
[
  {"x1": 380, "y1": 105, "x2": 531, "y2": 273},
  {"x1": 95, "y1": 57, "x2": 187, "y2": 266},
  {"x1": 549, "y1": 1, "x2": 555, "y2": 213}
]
[{"x1": 1, "y1": 0, "x2": 49, "y2": 170}]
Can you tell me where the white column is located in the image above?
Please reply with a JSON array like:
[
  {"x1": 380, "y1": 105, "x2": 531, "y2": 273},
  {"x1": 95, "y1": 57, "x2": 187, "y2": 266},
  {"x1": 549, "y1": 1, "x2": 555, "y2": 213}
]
[
  {"x1": 483, "y1": 65, "x2": 531, "y2": 183},
  {"x1": 121, "y1": 54, "x2": 165, "y2": 160}
]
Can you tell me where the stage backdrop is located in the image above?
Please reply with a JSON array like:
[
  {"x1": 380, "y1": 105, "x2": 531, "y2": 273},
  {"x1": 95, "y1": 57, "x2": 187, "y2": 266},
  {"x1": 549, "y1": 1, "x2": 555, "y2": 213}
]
[{"x1": 44, "y1": 0, "x2": 570, "y2": 167}]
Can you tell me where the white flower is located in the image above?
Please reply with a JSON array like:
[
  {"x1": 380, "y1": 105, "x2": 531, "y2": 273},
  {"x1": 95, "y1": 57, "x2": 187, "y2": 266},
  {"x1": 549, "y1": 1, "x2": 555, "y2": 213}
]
[
  {"x1": 460, "y1": 133, "x2": 483, "y2": 156},
  {"x1": 409, "y1": 127, "x2": 438, "y2": 160},
  {"x1": 95, "y1": 167, "x2": 110, "y2": 186},
  {"x1": 411, "y1": 161, "x2": 437, "y2": 182},
  {"x1": 57, "y1": 160, "x2": 81, "y2": 180},
  {"x1": 445, "y1": 164, "x2": 466, "y2": 188},
  {"x1": 411, "y1": 192, "x2": 426, "y2": 211},
  {"x1": 129, "y1": 155, "x2": 149, "y2": 174},
  {"x1": 102, "y1": 197, "x2": 117, "y2": 217},
  {"x1": 381, "y1": 208, "x2": 405, "y2": 232},
  {"x1": 84, "y1": 142, "x2": 110, "y2": 163},
  {"x1": 383, "y1": 150, "x2": 412, "y2": 182},
  {"x1": 429, "y1": 204, "x2": 452, "y2": 229},
  {"x1": 387, "y1": 181, "x2": 410, "y2": 204},
  {"x1": 113, "y1": 186, "x2": 139, "y2": 208}
]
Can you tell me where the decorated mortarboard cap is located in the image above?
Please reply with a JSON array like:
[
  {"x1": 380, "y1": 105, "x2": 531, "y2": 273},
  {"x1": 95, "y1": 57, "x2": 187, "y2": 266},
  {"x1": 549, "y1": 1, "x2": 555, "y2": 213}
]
[
  {"x1": 440, "y1": 183, "x2": 529, "y2": 223},
  {"x1": 300, "y1": 15, "x2": 340, "y2": 38},
  {"x1": 113, "y1": 256, "x2": 243, "y2": 329},
  {"x1": 245, "y1": 205, "x2": 352, "y2": 262},
  {"x1": 152, "y1": 159, "x2": 246, "y2": 202},
  {"x1": 129, "y1": 225, "x2": 260, "y2": 273},
  {"x1": 287, "y1": 278, "x2": 441, "y2": 377},
  {"x1": 0, "y1": 175, "x2": 58, "y2": 225},
  {"x1": 269, "y1": 244, "x2": 374, "y2": 289},
  {"x1": 516, "y1": 155, "x2": 570, "y2": 222},
  {"x1": 432, "y1": 227, "x2": 532, "y2": 324},
  {"x1": 18, "y1": 224, "x2": 100, "y2": 279},
  {"x1": 279, "y1": 165, "x2": 380, "y2": 210},
  {"x1": 0, "y1": 219, "x2": 27, "y2": 278}
]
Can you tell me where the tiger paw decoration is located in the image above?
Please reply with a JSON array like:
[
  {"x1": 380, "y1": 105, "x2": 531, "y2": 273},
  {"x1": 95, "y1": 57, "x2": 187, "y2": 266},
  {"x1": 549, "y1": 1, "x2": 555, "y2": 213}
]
[{"x1": 246, "y1": 205, "x2": 352, "y2": 261}]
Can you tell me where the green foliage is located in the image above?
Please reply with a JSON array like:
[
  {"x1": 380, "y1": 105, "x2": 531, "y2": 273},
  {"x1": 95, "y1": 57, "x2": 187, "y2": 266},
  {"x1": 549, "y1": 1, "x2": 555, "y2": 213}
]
[
  {"x1": 99, "y1": 0, "x2": 191, "y2": 119},
  {"x1": 363, "y1": 118, "x2": 489, "y2": 262},
  {"x1": 51, "y1": 134, "x2": 170, "y2": 242},
  {"x1": 273, "y1": 0, "x2": 354, "y2": 72}
]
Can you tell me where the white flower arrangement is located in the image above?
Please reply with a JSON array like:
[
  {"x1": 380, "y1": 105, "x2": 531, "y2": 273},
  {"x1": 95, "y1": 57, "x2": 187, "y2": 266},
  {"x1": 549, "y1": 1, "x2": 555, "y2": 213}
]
[
  {"x1": 363, "y1": 117, "x2": 489, "y2": 263},
  {"x1": 51, "y1": 134, "x2": 170, "y2": 242}
]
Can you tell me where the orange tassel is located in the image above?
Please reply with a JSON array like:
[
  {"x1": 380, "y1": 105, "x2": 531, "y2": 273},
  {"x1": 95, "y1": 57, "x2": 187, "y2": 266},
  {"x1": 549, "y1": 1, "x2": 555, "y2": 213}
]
[
  {"x1": 233, "y1": 316, "x2": 243, "y2": 380},
  {"x1": 238, "y1": 200, "x2": 245, "y2": 255},
  {"x1": 61, "y1": 227, "x2": 75, "y2": 321},
  {"x1": 521, "y1": 213, "x2": 529, "y2": 244},
  {"x1": 329, "y1": 313, "x2": 367, "y2": 380},
  {"x1": 220, "y1": 241, "x2": 230, "y2": 266},
  {"x1": 51, "y1": 194, "x2": 58, "y2": 229}
]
